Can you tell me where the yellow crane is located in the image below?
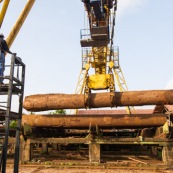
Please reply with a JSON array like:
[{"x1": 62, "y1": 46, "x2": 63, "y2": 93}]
[
  {"x1": 74, "y1": 0, "x2": 135, "y2": 114},
  {"x1": 0, "y1": 0, "x2": 35, "y2": 48},
  {"x1": 0, "y1": 0, "x2": 134, "y2": 115}
]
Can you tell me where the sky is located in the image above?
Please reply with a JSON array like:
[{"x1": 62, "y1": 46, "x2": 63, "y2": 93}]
[{"x1": 1, "y1": 0, "x2": 173, "y2": 112}]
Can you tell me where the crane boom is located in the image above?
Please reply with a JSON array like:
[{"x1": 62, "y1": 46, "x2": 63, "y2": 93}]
[
  {"x1": 0, "y1": 0, "x2": 10, "y2": 28},
  {"x1": 6, "y1": 0, "x2": 35, "y2": 48}
]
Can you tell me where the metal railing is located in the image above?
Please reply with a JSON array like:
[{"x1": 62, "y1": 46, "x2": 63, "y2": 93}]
[{"x1": 80, "y1": 29, "x2": 91, "y2": 40}]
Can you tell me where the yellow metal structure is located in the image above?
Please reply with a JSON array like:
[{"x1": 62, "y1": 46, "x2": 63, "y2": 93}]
[
  {"x1": 75, "y1": 46, "x2": 135, "y2": 114},
  {"x1": 6, "y1": 0, "x2": 35, "y2": 48},
  {"x1": 0, "y1": 0, "x2": 133, "y2": 116},
  {"x1": 73, "y1": 0, "x2": 135, "y2": 114},
  {"x1": 112, "y1": 49, "x2": 135, "y2": 114},
  {"x1": 0, "y1": 0, "x2": 10, "y2": 28},
  {"x1": 88, "y1": 74, "x2": 111, "y2": 90}
]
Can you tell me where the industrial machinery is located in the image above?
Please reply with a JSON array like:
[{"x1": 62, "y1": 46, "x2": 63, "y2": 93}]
[
  {"x1": 0, "y1": 1, "x2": 173, "y2": 172},
  {"x1": 80, "y1": 0, "x2": 117, "y2": 98},
  {"x1": 21, "y1": 0, "x2": 173, "y2": 166},
  {"x1": 75, "y1": 0, "x2": 134, "y2": 113}
]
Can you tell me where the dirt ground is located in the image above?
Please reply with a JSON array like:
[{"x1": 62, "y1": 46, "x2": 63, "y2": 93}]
[
  {"x1": 5, "y1": 157, "x2": 173, "y2": 173},
  {"x1": 4, "y1": 149, "x2": 173, "y2": 173},
  {"x1": 6, "y1": 166, "x2": 173, "y2": 173}
]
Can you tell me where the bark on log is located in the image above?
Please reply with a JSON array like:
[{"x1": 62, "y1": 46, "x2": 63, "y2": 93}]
[
  {"x1": 23, "y1": 90, "x2": 173, "y2": 112},
  {"x1": 22, "y1": 114, "x2": 167, "y2": 129}
]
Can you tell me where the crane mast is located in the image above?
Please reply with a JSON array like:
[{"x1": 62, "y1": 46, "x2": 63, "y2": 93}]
[
  {"x1": 74, "y1": 0, "x2": 135, "y2": 113},
  {"x1": 80, "y1": 0, "x2": 117, "y2": 103}
]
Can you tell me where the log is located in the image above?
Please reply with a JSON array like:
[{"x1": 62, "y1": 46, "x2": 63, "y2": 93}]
[
  {"x1": 23, "y1": 90, "x2": 173, "y2": 112},
  {"x1": 22, "y1": 114, "x2": 167, "y2": 129}
]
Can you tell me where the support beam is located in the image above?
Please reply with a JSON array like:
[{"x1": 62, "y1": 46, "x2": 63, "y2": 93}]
[
  {"x1": 20, "y1": 139, "x2": 33, "y2": 162},
  {"x1": 42, "y1": 143, "x2": 48, "y2": 154},
  {"x1": 22, "y1": 114, "x2": 167, "y2": 129},
  {"x1": 89, "y1": 143, "x2": 100, "y2": 163},
  {"x1": 6, "y1": 0, "x2": 35, "y2": 48},
  {"x1": 52, "y1": 144, "x2": 57, "y2": 151},
  {"x1": 0, "y1": 0, "x2": 10, "y2": 28},
  {"x1": 23, "y1": 90, "x2": 173, "y2": 111},
  {"x1": 162, "y1": 146, "x2": 173, "y2": 165}
]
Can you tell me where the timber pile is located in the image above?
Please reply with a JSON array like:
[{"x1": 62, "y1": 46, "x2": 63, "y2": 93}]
[{"x1": 23, "y1": 90, "x2": 173, "y2": 112}]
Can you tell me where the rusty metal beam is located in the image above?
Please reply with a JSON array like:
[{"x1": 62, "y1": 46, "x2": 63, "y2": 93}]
[
  {"x1": 22, "y1": 114, "x2": 167, "y2": 129},
  {"x1": 23, "y1": 90, "x2": 173, "y2": 112}
]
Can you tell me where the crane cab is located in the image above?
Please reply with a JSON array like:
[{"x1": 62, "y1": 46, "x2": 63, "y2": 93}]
[{"x1": 80, "y1": 0, "x2": 115, "y2": 48}]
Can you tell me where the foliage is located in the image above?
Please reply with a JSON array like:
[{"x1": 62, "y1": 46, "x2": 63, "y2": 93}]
[
  {"x1": 9, "y1": 120, "x2": 17, "y2": 129},
  {"x1": 49, "y1": 109, "x2": 66, "y2": 115}
]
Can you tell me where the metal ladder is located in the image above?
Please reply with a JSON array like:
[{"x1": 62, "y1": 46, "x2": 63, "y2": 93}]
[{"x1": 0, "y1": 55, "x2": 25, "y2": 173}]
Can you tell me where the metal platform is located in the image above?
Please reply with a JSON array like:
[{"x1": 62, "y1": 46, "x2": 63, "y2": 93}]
[
  {"x1": 80, "y1": 39, "x2": 109, "y2": 47},
  {"x1": 0, "y1": 55, "x2": 25, "y2": 173}
]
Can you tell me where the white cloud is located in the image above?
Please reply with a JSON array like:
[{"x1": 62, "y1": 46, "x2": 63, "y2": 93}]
[
  {"x1": 165, "y1": 79, "x2": 173, "y2": 89},
  {"x1": 117, "y1": 0, "x2": 148, "y2": 17}
]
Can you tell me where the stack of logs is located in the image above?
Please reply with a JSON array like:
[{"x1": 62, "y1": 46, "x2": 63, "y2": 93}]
[{"x1": 22, "y1": 90, "x2": 173, "y2": 128}]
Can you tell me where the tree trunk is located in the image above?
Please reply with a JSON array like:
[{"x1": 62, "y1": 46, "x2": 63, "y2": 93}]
[
  {"x1": 23, "y1": 90, "x2": 173, "y2": 112},
  {"x1": 22, "y1": 114, "x2": 167, "y2": 129}
]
